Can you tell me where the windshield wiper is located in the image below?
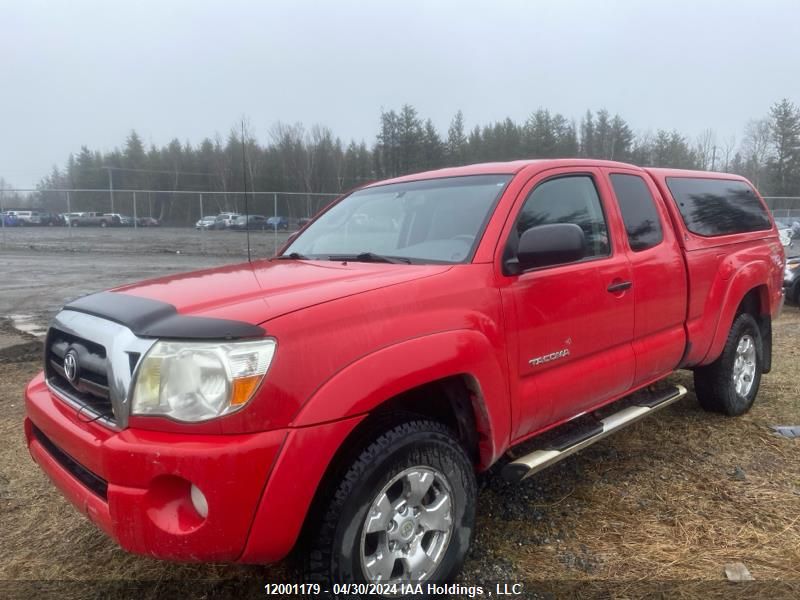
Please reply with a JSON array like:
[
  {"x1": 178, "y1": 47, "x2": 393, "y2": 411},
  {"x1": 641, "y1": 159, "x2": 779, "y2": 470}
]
[
  {"x1": 333, "y1": 252, "x2": 412, "y2": 264},
  {"x1": 275, "y1": 252, "x2": 309, "y2": 260}
]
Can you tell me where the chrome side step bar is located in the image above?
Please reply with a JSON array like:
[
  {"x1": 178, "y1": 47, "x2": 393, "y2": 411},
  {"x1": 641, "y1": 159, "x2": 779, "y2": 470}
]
[{"x1": 502, "y1": 384, "x2": 688, "y2": 483}]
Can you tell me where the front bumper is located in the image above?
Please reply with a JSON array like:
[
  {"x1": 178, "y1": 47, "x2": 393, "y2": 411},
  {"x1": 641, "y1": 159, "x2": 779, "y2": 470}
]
[{"x1": 24, "y1": 372, "x2": 285, "y2": 562}]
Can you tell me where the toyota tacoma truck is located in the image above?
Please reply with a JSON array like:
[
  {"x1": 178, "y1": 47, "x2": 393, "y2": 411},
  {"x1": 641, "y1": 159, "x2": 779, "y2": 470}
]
[{"x1": 24, "y1": 159, "x2": 785, "y2": 591}]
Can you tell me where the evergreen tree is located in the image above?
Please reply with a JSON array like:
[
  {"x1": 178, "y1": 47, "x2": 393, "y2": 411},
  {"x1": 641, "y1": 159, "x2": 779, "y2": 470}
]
[
  {"x1": 446, "y1": 110, "x2": 467, "y2": 165},
  {"x1": 768, "y1": 98, "x2": 800, "y2": 195},
  {"x1": 422, "y1": 119, "x2": 444, "y2": 170},
  {"x1": 580, "y1": 110, "x2": 595, "y2": 157}
]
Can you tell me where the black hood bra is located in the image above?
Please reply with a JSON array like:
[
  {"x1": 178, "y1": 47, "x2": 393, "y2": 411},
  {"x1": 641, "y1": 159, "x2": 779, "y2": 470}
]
[{"x1": 64, "y1": 291, "x2": 265, "y2": 340}]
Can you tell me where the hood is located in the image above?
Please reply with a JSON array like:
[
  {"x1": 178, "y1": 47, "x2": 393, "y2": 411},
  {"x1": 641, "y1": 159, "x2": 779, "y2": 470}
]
[{"x1": 111, "y1": 258, "x2": 452, "y2": 326}]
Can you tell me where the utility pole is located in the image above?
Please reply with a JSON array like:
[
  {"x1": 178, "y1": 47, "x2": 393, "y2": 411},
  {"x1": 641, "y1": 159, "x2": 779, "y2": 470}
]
[
  {"x1": 711, "y1": 146, "x2": 717, "y2": 171},
  {"x1": 0, "y1": 187, "x2": 5, "y2": 247},
  {"x1": 106, "y1": 167, "x2": 115, "y2": 213}
]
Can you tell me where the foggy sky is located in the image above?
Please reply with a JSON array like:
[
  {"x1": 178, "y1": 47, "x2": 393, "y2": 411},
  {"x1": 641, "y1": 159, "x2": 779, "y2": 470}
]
[{"x1": 2, "y1": 0, "x2": 799, "y2": 188}]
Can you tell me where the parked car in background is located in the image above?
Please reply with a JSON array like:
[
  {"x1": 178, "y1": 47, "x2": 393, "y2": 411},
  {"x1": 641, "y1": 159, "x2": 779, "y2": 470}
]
[
  {"x1": 137, "y1": 217, "x2": 160, "y2": 227},
  {"x1": 64, "y1": 212, "x2": 85, "y2": 226},
  {"x1": 75, "y1": 212, "x2": 121, "y2": 227},
  {"x1": 195, "y1": 216, "x2": 217, "y2": 230},
  {"x1": 113, "y1": 214, "x2": 135, "y2": 226},
  {"x1": 785, "y1": 256, "x2": 800, "y2": 304},
  {"x1": 266, "y1": 215, "x2": 289, "y2": 230},
  {"x1": 230, "y1": 215, "x2": 269, "y2": 230},
  {"x1": 1, "y1": 212, "x2": 20, "y2": 227},
  {"x1": 40, "y1": 212, "x2": 67, "y2": 226},
  {"x1": 10, "y1": 210, "x2": 42, "y2": 225},
  {"x1": 775, "y1": 217, "x2": 799, "y2": 249},
  {"x1": 211, "y1": 212, "x2": 239, "y2": 230}
]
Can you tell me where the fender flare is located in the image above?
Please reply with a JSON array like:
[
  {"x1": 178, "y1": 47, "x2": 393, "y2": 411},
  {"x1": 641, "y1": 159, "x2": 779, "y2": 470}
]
[
  {"x1": 292, "y1": 329, "x2": 511, "y2": 468},
  {"x1": 701, "y1": 260, "x2": 771, "y2": 365}
]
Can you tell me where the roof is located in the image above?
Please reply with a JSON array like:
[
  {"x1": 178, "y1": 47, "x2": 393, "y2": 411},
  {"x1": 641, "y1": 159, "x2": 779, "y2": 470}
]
[
  {"x1": 645, "y1": 167, "x2": 749, "y2": 182},
  {"x1": 366, "y1": 158, "x2": 643, "y2": 188},
  {"x1": 365, "y1": 160, "x2": 752, "y2": 188}
]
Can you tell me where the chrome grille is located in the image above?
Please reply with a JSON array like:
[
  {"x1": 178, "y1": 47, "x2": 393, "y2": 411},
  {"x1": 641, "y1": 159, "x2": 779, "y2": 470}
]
[
  {"x1": 44, "y1": 310, "x2": 157, "y2": 429},
  {"x1": 47, "y1": 329, "x2": 113, "y2": 421}
]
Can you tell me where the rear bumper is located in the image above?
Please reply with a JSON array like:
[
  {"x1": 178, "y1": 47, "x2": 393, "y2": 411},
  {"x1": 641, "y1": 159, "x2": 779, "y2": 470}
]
[{"x1": 24, "y1": 372, "x2": 285, "y2": 562}]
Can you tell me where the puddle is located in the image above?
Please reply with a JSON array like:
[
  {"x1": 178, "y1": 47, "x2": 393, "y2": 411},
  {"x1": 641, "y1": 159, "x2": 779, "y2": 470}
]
[{"x1": 9, "y1": 314, "x2": 48, "y2": 338}]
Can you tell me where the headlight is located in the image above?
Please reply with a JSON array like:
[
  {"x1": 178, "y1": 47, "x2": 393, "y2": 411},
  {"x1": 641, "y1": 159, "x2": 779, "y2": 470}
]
[{"x1": 131, "y1": 339, "x2": 276, "y2": 422}]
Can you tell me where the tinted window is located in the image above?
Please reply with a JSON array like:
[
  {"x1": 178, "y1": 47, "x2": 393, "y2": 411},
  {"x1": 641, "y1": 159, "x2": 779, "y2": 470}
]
[
  {"x1": 666, "y1": 177, "x2": 771, "y2": 236},
  {"x1": 516, "y1": 175, "x2": 610, "y2": 260},
  {"x1": 610, "y1": 174, "x2": 664, "y2": 251}
]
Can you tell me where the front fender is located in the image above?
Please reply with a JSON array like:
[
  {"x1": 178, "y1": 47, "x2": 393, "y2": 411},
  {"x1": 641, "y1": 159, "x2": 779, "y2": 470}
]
[
  {"x1": 701, "y1": 260, "x2": 771, "y2": 365},
  {"x1": 292, "y1": 329, "x2": 511, "y2": 468}
]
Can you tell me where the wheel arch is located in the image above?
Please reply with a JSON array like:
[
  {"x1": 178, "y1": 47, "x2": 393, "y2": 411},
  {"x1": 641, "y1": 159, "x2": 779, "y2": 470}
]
[
  {"x1": 292, "y1": 329, "x2": 511, "y2": 469},
  {"x1": 702, "y1": 270, "x2": 772, "y2": 370}
]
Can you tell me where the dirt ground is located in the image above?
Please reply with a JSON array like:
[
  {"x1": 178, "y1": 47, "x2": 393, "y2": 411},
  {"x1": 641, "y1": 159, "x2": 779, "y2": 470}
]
[
  {"x1": 0, "y1": 234, "x2": 799, "y2": 599},
  {"x1": 2, "y1": 314, "x2": 798, "y2": 599}
]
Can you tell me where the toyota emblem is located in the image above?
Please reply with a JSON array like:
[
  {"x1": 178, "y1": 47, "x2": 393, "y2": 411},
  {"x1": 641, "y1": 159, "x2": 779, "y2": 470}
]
[{"x1": 63, "y1": 350, "x2": 79, "y2": 383}]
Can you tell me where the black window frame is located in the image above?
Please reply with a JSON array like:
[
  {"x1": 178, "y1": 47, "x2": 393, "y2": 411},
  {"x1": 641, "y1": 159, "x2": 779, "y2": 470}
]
[
  {"x1": 506, "y1": 173, "x2": 613, "y2": 273},
  {"x1": 609, "y1": 172, "x2": 665, "y2": 252}
]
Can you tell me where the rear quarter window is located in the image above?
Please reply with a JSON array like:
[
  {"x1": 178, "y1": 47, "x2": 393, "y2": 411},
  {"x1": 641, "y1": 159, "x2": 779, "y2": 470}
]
[{"x1": 666, "y1": 177, "x2": 772, "y2": 237}]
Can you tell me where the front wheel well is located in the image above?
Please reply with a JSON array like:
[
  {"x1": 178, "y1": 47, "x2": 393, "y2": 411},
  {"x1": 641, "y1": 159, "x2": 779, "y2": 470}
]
[
  {"x1": 331, "y1": 375, "x2": 487, "y2": 473},
  {"x1": 297, "y1": 374, "x2": 488, "y2": 558}
]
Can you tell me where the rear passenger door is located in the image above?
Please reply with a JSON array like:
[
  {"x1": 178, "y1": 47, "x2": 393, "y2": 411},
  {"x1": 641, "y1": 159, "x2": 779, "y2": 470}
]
[
  {"x1": 604, "y1": 169, "x2": 687, "y2": 385},
  {"x1": 500, "y1": 168, "x2": 636, "y2": 438}
]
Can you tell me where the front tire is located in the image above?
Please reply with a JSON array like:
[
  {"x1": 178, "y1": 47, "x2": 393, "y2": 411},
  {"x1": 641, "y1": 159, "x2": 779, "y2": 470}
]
[
  {"x1": 304, "y1": 419, "x2": 476, "y2": 596},
  {"x1": 694, "y1": 312, "x2": 763, "y2": 416}
]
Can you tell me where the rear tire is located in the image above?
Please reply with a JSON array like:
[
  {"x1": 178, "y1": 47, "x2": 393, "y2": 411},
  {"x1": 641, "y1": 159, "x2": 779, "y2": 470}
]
[
  {"x1": 694, "y1": 313, "x2": 763, "y2": 416},
  {"x1": 303, "y1": 419, "x2": 476, "y2": 597}
]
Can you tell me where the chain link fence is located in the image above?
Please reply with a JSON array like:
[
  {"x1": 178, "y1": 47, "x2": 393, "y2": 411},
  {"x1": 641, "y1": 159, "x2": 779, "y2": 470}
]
[
  {"x1": 1, "y1": 188, "x2": 799, "y2": 258},
  {"x1": 0, "y1": 188, "x2": 339, "y2": 226},
  {"x1": 763, "y1": 197, "x2": 800, "y2": 220},
  {"x1": 0, "y1": 188, "x2": 340, "y2": 257}
]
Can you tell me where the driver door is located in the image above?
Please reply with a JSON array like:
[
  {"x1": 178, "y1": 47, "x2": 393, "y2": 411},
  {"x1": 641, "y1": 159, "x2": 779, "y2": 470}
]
[{"x1": 500, "y1": 168, "x2": 636, "y2": 439}]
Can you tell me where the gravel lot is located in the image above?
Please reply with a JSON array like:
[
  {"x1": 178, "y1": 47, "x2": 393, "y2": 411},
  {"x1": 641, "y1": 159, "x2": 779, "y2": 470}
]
[
  {"x1": 0, "y1": 224, "x2": 294, "y2": 257},
  {"x1": 1, "y1": 230, "x2": 799, "y2": 599},
  {"x1": 0, "y1": 227, "x2": 292, "y2": 338}
]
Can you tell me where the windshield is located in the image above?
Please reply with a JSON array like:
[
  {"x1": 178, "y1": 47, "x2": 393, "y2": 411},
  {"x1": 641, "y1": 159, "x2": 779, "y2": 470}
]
[{"x1": 284, "y1": 175, "x2": 511, "y2": 264}]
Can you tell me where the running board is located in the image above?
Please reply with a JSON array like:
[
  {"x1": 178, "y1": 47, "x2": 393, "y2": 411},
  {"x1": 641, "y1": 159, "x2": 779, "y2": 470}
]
[{"x1": 502, "y1": 384, "x2": 688, "y2": 483}]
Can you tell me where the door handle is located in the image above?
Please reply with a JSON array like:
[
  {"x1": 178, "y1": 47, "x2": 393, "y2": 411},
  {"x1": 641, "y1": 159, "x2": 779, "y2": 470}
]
[{"x1": 607, "y1": 280, "x2": 632, "y2": 293}]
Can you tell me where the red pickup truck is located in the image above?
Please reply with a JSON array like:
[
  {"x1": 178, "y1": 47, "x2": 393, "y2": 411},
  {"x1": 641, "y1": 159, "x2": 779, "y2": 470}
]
[{"x1": 25, "y1": 159, "x2": 785, "y2": 590}]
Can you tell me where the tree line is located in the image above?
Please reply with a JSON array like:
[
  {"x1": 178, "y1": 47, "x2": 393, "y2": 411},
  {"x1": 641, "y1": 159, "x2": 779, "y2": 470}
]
[{"x1": 5, "y1": 99, "x2": 800, "y2": 223}]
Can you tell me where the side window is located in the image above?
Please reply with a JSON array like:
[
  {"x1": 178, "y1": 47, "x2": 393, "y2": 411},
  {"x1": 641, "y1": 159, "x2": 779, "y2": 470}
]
[
  {"x1": 610, "y1": 174, "x2": 664, "y2": 251},
  {"x1": 516, "y1": 175, "x2": 610, "y2": 261},
  {"x1": 666, "y1": 177, "x2": 771, "y2": 236}
]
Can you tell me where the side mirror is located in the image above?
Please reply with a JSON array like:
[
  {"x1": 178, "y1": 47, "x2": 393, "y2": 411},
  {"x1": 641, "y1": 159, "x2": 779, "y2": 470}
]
[{"x1": 507, "y1": 223, "x2": 586, "y2": 274}]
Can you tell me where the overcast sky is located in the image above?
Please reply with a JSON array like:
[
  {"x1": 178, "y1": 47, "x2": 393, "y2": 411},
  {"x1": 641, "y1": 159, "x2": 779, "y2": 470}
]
[{"x1": 2, "y1": 0, "x2": 799, "y2": 188}]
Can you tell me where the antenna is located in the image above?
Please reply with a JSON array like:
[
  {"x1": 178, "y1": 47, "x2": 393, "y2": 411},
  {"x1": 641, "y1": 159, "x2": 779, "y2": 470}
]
[{"x1": 241, "y1": 119, "x2": 251, "y2": 263}]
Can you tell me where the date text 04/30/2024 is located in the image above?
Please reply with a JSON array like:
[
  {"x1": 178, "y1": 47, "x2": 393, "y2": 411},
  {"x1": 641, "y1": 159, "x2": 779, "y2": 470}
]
[{"x1": 263, "y1": 583, "x2": 525, "y2": 596}]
